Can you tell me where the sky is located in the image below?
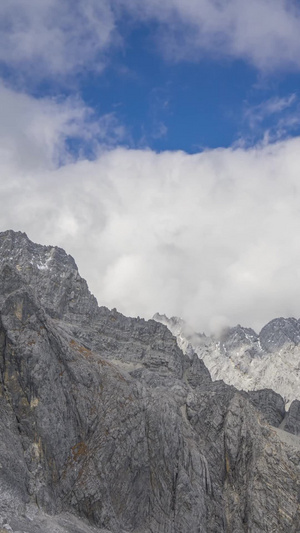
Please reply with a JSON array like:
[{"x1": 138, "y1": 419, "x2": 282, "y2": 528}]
[{"x1": 1, "y1": 0, "x2": 300, "y2": 334}]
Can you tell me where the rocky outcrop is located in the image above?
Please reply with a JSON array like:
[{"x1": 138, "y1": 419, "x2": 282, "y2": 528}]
[
  {"x1": 0, "y1": 231, "x2": 300, "y2": 532},
  {"x1": 281, "y1": 400, "x2": 300, "y2": 436},
  {"x1": 247, "y1": 389, "x2": 286, "y2": 427},
  {"x1": 259, "y1": 317, "x2": 300, "y2": 353}
]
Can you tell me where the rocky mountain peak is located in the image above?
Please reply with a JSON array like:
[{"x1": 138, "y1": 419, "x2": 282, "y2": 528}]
[
  {"x1": 0, "y1": 230, "x2": 300, "y2": 533},
  {"x1": 259, "y1": 316, "x2": 300, "y2": 352},
  {"x1": 219, "y1": 324, "x2": 259, "y2": 355},
  {"x1": 0, "y1": 229, "x2": 98, "y2": 322}
]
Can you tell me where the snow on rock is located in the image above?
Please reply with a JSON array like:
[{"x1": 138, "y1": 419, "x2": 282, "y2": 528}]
[{"x1": 153, "y1": 313, "x2": 300, "y2": 405}]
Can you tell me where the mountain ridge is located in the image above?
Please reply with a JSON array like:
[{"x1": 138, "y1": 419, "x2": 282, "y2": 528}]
[
  {"x1": 0, "y1": 230, "x2": 299, "y2": 532},
  {"x1": 153, "y1": 312, "x2": 300, "y2": 405}
]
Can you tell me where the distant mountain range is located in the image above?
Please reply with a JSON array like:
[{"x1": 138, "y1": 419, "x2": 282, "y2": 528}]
[{"x1": 153, "y1": 313, "x2": 300, "y2": 406}]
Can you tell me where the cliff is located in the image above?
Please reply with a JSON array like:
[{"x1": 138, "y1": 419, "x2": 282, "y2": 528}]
[{"x1": 0, "y1": 231, "x2": 299, "y2": 533}]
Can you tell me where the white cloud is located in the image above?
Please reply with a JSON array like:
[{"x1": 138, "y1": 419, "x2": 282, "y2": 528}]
[
  {"x1": 1, "y1": 0, "x2": 300, "y2": 83},
  {"x1": 121, "y1": 0, "x2": 300, "y2": 71},
  {"x1": 0, "y1": 0, "x2": 116, "y2": 79},
  {"x1": 2, "y1": 84, "x2": 300, "y2": 334},
  {"x1": 241, "y1": 94, "x2": 300, "y2": 143},
  {"x1": 262, "y1": 94, "x2": 297, "y2": 115},
  {"x1": 0, "y1": 83, "x2": 126, "y2": 170},
  {"x1": 245, "y1": 94, "x2": 297, "y2": 126}
]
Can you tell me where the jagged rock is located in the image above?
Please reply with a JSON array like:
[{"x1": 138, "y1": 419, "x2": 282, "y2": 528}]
[
  {"x1": 154, "y1": 313, "x2": 300, "y2": 404},
  {"x1": 220, "y1": 324, "x2": 259, "y2": 354},
  {"x1": 247, "y1": 389, "x2": 286, "y2": 427},
  {"x1": 0, "y1": 231, "x2": 300, "y2": 532},
  {"x1": 259, "y1": 317, "x2": 300, "y2": 353},
  {"x1": 0, "y1": 230, "x2": 98, "y2": 323}
]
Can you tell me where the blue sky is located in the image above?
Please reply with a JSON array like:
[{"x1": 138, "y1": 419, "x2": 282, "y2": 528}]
[
  {"x1": 2, "y1": 0, "x2": 300, "y2": 333},
  {"x1": 2, "y1": 0, "x2": 300, "y2": 154},
  {"x1": 80, "y1": 31, "x2": 300, "y2": 152}
]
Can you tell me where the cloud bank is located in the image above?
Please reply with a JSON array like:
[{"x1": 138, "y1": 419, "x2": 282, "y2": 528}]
[
  {"x1": 1, "y1": 0, "x2": 300, "y2": 334},
  {"x1": 1, "y1": 0, "x2": 300, "y2": 82},
  {"x1": 1, "y1": 84, "x2": 300, "y2": 334}
]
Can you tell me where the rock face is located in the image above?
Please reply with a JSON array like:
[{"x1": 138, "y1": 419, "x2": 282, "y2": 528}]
[
  {"x1": 259, "y1": 317, "x2": 300, "y2": 353},
  {"x1": 0, "y1": 230, "x2": 300, "y2": 532},
  {"x1": 282, "y1": 400, "x2": 300, "y2": 436},
  {"x1": 153, "y1": 313, "x2": 300, "y2": 405}
]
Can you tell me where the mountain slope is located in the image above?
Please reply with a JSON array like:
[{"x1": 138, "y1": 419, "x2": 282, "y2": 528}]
[
  {"x1": 153, "y1": 313, "x2": 300, "y2": 405},
  {"x1": 0, "y1": 231, "x2": 299, "y2": 532}
]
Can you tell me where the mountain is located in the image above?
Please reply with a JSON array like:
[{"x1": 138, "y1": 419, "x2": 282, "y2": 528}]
[
  {"x1": 0, "y1": 230, "x2": 300, "y2": 532},
  {"x1": 153, "y1": 313, "x2": 300, "y2": 406}
]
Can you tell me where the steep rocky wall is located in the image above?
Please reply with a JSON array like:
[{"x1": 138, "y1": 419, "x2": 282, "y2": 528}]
[{"x1": 0, "y1": 231, "x2": 299, "y2": 533}]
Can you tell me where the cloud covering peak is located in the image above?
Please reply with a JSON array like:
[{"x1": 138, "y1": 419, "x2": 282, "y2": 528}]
[
  {"x1": 1, "y1": 84, "x2": 300, "y2": 333},
  {"x1": 1, "y1": 2, "x2": 300, "y2": 334}
]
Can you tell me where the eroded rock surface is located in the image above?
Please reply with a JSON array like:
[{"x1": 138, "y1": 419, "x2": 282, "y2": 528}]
[{"x1": 0, "y1": 231, "x2": 300, "y2": 532}]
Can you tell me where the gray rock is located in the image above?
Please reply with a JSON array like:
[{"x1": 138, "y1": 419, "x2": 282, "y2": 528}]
[
  {"x1": 154, "y1": 311, "x2": 300, "y2": 405},
  {"x1": 281, "y1": 400, "x2": 300, "y2": 436},
  {"x1": 219, "y1": 324, "x2": 259, "y2": 355},
  {"x1": 0, "y1": 230, "x2": 98, "y2": 323},
  {"x1": 259, "y1": 317, "x2": 300, "y2": 353},
  {"x1": 247, "y1": 388, "x2": 286, "y2": 427},
  {"x1": 0, "y1": 231, "x2": 300, "y2": 532}
]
